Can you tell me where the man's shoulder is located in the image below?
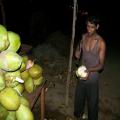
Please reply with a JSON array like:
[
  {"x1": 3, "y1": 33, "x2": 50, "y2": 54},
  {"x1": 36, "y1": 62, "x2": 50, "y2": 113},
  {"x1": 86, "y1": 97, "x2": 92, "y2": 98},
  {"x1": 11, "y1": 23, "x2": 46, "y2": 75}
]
[
  {"x1": 95, "y1": 34, "x2": 105, "y2": 44},
  {"x1": 95, "y1": 34, "x2": 101, "y2": 38},
  {"x1": 96, "y1": 35, "x2": 106, "y2": 48},
  {"x1": 95, "y1": 34, "x2": 104, "y2": 40}
]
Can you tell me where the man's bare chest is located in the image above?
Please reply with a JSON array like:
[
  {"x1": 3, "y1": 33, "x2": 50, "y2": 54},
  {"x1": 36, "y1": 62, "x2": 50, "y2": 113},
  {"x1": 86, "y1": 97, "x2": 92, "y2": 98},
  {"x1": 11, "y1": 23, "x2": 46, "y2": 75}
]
[{"x1": 84, "y1": 37, "x2": 98, "y2": 52}]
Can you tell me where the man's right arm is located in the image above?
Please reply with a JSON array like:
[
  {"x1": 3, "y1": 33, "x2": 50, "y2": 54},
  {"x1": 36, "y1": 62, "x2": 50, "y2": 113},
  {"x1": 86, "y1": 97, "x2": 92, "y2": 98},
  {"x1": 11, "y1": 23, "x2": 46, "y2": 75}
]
[
  {"x1": 74, "y1": 34, "x2": 85, "y2": 59},
  {"x1": 74, "y1": 43, "x2": 81, "y2": 59}
]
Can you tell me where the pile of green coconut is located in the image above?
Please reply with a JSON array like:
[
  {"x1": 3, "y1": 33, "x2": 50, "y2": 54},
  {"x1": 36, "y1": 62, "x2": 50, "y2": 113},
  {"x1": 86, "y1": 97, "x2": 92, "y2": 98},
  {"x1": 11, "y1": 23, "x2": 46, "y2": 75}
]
[{"x1": 0, "y1": 25, "x2": 44, "y2": 120}]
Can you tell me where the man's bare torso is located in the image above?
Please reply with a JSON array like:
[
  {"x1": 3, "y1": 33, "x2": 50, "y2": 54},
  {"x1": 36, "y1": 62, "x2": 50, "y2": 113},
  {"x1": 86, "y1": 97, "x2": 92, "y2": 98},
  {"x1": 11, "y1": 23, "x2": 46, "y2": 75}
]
[{"x1": 83, "y1": 33, "x2": 102, "y2": 52}]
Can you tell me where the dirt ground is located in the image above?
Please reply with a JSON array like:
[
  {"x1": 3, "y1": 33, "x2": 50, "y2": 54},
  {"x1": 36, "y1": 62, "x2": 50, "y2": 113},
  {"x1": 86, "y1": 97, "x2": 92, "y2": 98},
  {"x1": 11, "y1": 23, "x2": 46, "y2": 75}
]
[{"x1": 32, "y1": 32, "x2": 120, "y2": 120}]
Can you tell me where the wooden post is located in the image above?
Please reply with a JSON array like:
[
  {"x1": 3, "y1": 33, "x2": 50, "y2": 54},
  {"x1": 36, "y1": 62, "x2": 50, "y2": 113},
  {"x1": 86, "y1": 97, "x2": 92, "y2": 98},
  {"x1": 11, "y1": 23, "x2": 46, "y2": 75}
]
[
  {"x1": 40, "y1": 86, "x2": 45, "y2": 120},
  {"x1": 65, "y1": 0, "x2": 77, "y2": 106},
  {"x1": 26, "y1": 80, "x2": 46, "y2": 120},
  {"x1": 0, "y1": 0, "x2": 6, "y2": 26}
]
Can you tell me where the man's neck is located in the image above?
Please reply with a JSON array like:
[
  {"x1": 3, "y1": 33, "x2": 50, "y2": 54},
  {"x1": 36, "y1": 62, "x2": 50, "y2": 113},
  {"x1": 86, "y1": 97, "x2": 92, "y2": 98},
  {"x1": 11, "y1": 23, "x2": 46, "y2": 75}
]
[{"x1": 87, "y1": 32, "x2": 97, "y2": 37}]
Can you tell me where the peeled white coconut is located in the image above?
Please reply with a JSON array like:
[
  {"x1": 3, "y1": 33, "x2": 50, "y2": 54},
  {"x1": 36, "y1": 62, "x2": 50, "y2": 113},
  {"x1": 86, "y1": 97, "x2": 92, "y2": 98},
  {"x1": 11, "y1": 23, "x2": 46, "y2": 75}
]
[
  {"x1": 80, "y1": 71, "x2": 88, "y2": 78},
  {"x1": 76, "y1": 65, "x2": 88, "y2": 78}
]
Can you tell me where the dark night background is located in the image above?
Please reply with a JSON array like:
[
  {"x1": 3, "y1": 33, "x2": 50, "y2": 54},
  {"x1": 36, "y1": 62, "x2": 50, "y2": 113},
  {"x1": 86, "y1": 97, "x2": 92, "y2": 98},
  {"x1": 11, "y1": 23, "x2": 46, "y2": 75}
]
[{"x1": 1, "y1": 0, "x2": 120, "y2": 53}]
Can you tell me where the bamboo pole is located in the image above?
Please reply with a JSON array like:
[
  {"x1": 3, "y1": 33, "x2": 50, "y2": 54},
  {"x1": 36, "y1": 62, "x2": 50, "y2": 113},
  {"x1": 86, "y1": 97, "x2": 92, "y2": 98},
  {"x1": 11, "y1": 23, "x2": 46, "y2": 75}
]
[
  {"x1": 0, "y1": 0, "x2": 6, "y2": 26},
  {"x1": 65, "y1": 0, "x2": 77, "y2": 106}
]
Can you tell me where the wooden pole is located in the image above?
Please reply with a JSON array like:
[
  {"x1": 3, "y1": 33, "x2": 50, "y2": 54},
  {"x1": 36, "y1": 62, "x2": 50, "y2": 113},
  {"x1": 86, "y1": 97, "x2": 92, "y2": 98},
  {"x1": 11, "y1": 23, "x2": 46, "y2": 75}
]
[
  {"x1": 0, "y1": 0, "x2": 6, "y2": 26},
  {"x1": 65, "y1": 0, "x2": 77, "y2": 106},
  {"x1": 40, "y1": 86, "x2": 45, "y2": 120}
]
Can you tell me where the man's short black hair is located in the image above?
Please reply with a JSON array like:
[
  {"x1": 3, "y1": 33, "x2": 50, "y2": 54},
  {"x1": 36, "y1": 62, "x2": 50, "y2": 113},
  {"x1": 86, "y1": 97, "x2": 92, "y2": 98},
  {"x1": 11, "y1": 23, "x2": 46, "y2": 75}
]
[{"x1": 87, "y1": 15, "x2": 100, "y2": 26}]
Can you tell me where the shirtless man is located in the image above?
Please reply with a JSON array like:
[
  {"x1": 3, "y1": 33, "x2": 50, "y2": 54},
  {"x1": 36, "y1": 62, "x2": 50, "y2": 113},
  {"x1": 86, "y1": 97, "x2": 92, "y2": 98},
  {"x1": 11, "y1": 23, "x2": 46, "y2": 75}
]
[{"x1": 74, "y1": 16, "x2": 106, "y2": 120}]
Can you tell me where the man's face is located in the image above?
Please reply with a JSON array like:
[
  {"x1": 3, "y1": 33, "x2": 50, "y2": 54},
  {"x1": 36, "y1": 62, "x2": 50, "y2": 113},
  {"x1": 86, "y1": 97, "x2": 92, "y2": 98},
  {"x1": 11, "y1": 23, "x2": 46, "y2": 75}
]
[{"x1": 86, "y1": 22, "x2": 99, "y2": 35}]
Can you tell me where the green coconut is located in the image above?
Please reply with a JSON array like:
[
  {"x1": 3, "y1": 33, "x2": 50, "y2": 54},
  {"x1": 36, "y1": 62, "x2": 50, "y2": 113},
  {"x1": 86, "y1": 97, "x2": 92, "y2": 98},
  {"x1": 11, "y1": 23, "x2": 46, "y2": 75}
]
[
  {"x1": 0, "y1": 24, "x2": 10, "y2": 51},
  {"x1": 21, "y1": 70, "x2": 30, "y2": 81},
  {"x1": 19, "y1": 55, "x2": 28, "y2": 72},
  {"x1": 0, "y1": 104, "x2": 8, "y2": 120},
  {"x1": 0, "y1": 73, "x2": 5, "y2": 91},
  {"x1": 21, "y1": 55, "x2": 28, "y2": 63},
  {"x1": 28, "y1": 64, "x2": 43, "y2": 79},
  {"x1": 6, "y1": 111, "x2": 16, "y2": 120},
  {"x1": 24, "y1": 77, "x2": 34, "y2": 93},
  {"x1": 5, "y1": 70, "x2": 21, "y2": 87},
  {"x1": 19, "y1": 61, "x2": 26, "y2": 72},
  {"x1": 0, "y1": 87, "x2": 20, "y2": 110},
  {"x1": 6, "y1": 31, "x2": 21, "y2": 52},
  {"x1": 14, "y1": 83, "x2": 24, "y2": 95},
  {"x1": 20, "y1": 96, "x2": 30, "y2": 107},
  {"x1": 33, "y1": 76, "x2": 44, "y2": 86},
  {"x1": 0, "y1": 51, "x2": 22, "y2": 71},
  {"x1": 16, "y1": 104, "x2": 34, "y2": 120}
]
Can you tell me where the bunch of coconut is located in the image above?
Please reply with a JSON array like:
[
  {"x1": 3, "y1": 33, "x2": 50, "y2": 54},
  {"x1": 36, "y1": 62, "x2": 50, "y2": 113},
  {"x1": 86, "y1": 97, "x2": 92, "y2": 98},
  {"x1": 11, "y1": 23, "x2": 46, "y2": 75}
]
[
  {"x1": 20, "y1": 55, "x2": 44, "y2": 93},
  {"x1": 0, "y1": 24, "x2": 44, "y2": 120}
]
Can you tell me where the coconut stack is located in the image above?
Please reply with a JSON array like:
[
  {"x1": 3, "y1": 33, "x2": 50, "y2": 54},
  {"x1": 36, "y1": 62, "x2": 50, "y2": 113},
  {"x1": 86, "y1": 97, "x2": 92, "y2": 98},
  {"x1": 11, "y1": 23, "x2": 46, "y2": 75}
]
[{"x1": 0, "y1": 24, "x2": 44, "y2": 120}]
